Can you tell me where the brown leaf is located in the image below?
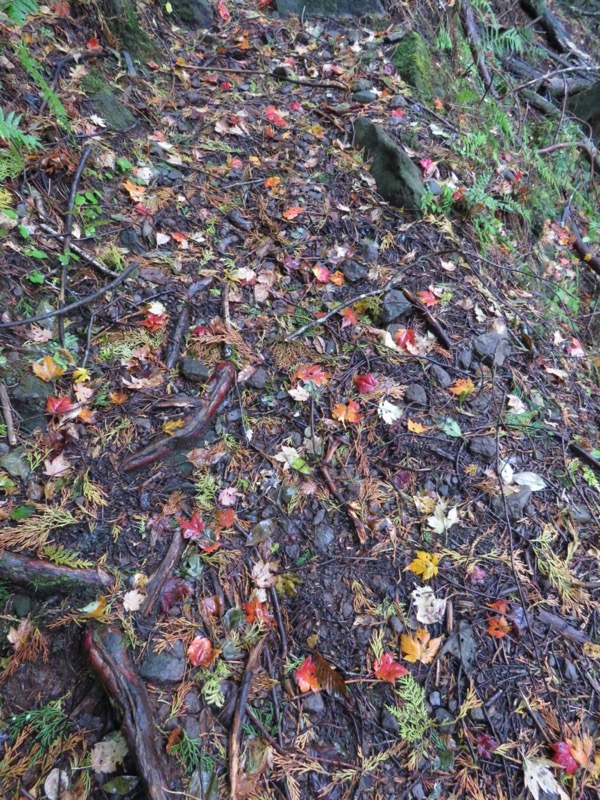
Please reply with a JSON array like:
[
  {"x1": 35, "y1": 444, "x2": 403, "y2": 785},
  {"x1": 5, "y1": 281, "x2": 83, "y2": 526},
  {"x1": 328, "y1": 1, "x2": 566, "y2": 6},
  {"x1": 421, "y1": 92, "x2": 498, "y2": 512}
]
[{"x1": 313, "y1": 652, "x2": 347, "y2": 699}]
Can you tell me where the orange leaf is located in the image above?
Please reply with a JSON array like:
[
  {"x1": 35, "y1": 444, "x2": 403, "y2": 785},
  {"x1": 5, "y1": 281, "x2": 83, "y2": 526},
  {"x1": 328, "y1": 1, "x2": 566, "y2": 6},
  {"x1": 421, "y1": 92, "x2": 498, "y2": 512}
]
[
  {"x1": 448, "y1": 378, "x2": 475, "y2": 400},
  {"x1": 243, "y1": 595, "x2": 273, "y2": 625},
  {"x1": 330, "y1": 270, "x2": 345, "y2": 286},
  {"x1": 295, "y1": 365, "x2": 329, "y2": 386},
  {"x1": 340, "y1": 307, "x2": 358, "y2": 328},
  {"x1": 217, "y1": 0, "x2": 231, "y2": 20},
  {"x1": 122, "y1": 179, "x2": 145, "y2": 202},
  {"x1": 264, "y1": 176, "x2": 281, "y2": 189},
  {"x1": 487, "y1": 600, "x2": 508, "y2": 614},
  {"x1": 313, "y1": 652, "x2": 347, "y2": 698},
  {"x1": 109, "y1": 390, "x2": 129, "y2": 405},
  {"x1": 407, "y1": 419, "x2": 426, "y2": 434},
  {"x1": 417, "y1": 290, "x2": 438, "y2": 307},
  {"x1": 312, "y1": 265, "x2": 331, "y2": 283},
  {"x1": 486, "y1": 615, "x2": 510, "y2": 639},
  {"x1": 332, "y1": 400, "x2": 362, "y2": 424},
  {"x1": 187, "y1": 636, "x2": 217, "y2": 667},
  {"x1": 282, "y1": 206, "x2": 304, "y2": 220},
  {"x1": 216, "y1": 507, "x2": 235, "y2": 529},
  {"x1": 374, "y1": 652, "x2": 409, "y2": 683},
  {"x1": 264, "y1": 106, "x2": 287, "y2": 128},
  {"x1": 166, "y1": 727, "x2": 182, "y2": 754},
  {"x1": 32, "y1": 355, "x2": 66, "y2": 382},
  {"x1": 401, "y1": 628, "x2": 442, "y2": 664},
  {"x1": 566, "y1": 735, "x2": 593, "y2": 769},
  {"x1": 295, "y1": 656, "x2": 320, "y2": 692},
  {"x1": 46, "y1": 396, "x2": 73, "y2": 415}
]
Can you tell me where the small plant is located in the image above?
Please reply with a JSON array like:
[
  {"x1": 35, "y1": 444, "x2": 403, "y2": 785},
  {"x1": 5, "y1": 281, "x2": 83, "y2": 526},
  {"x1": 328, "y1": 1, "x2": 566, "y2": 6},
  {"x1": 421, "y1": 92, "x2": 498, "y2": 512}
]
[
  {"x1": 10, "y1": 699, "x2": 72, "y2": 765},
  {"x1": 0, "y1": 107, "x2": 42, "y2": 180},
  {"x1": 0, "y1": 0, "x2": 38, "y2": 25},
  {"x1": 18, "y1": 43, "x2": 69, "y2": 129},
  {"x1": 197, "y1": 658, "x2": 232, "y2": 707},
  {"x1": 168, "y1": 730, "x2": 213, "y2": 775},
  {"x1": 386, "y1": 674, "x2": 432, "y2": 767}
]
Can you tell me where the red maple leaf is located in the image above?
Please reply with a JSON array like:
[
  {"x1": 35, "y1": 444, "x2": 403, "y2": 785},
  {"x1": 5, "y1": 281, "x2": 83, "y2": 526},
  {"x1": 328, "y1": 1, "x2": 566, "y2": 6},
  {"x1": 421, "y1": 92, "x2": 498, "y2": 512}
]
[
  {"x1": 354, "y1": 372, "x2": 379, "y2": 394},
  {"x1": 140, "y1": 312, "x2": 168, "y2": 331},
  {"x1": 417, "y1": 290, "x2": 438, "y2": 307},
  {"x1": 46, "y1": 397, "x2": 73, "y2": 415},
  {"x1": 295, "y1": 365, "x2": 329, "y2": 386},
  {"x1": 86, "y1": 36, "x2": 100, "y2": 49},
  {"x1": 295, "y1": 656, "x2": 320, "y2": 693},
  {"x1": 551, "y1": 741, "x2": 579, "y2": 775},
  {"x1": 217, "y1": 0, "x2": 230, "y2": 20},
  {"x1": 312, "y1": 265, "x2": 331, "y2": 283},
  {"x1": 340, "y1": 307, "x2": 358, "y2": 328},
  {"x1": 393, "y1": 328, "x2": 417, "y2": 350},
  {"x1": 264, "y1": 106, "x2": 287, "y2": 128},
  {"x1": 215, "y1": 507, "x2": 235, "y2": 529},
  {"x1": 176, "y1": 513, "x2": 205, "y2": 539},
  {"x1": 243, "y1": 595, "x2": 273, "y2": 625},
  {"x1": 374, "y1": 652, "x2": 409, "y2": 683},
  {"x1": 160, "y1": 578, "x2": 193, "y2": 612},
  {"x1": 486, "y1": 615, "x2": 510, "y2": 639},
  {"x1": 477, "y1": 732, "x2": 499, "y2": 759},
  {"x1": 487, "y1": 600, "x2": 508, "y2": 614}
]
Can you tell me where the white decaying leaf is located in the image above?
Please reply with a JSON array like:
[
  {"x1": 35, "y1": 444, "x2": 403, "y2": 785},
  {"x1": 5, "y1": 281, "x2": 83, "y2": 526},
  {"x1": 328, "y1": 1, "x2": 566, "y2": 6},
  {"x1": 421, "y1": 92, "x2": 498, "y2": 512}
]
[
  {"x1": 378, "y1": 399, "x2": 403, "y2": 425},
  {"x1": 523, "y1": 757, "x2": 569, "y2": 800},
  {"x1": 288, "y1": 385, "x2": 310, "y2": 402},
  {"x1": 90, "y1": 734, "x2": 128, "y2": 774},
  {"x1": 44, "y1": 768, "x2": 70, "y2": 800},
  {"x1": 507, "y1": 394, "x2": 527, "y2": 415},
  {"x1": 411, "y1": 586, "x2": 447, "y2": 625},
  {"x1": 252, "y1": 560, "x2": 279, "y2": 602},
  {"x1": 273, "y1": 445, "x2": 311, "y2": 474},
  {"x1": 123, "y1": 589, "x2": 145, "y2": 612},
  {"x1": 499, "y1": 460, "x2": 514, "y2": 485},
  {"x1": 427, "y1": 502, "x2": 459, "y2": 534},
  {"x1": 512, "y1": 472, "x2": 547, "y2": 492}
]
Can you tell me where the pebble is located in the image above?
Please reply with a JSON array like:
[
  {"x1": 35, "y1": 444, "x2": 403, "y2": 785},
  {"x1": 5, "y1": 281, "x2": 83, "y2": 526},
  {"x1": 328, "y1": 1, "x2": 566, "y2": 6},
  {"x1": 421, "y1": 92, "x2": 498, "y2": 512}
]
[
  {"x1": 429, "y1": 691, "x2": 442, "y2": 707},
  {"x1": 140, "y1": 640, "x2": 186, "y2": 682},
  {"x1": 472, "y1": 332, "x2": 511, "y2": 367},
  {"x1": 352, "y1": 79, "x2": 373, "y2": 92},
  {"x1": 247, "y1": 366, "x2": 269, "y2": 389},
  {"x1": 390, "y1": 94, "x2": 408, "y2": 109},
  {"x1": 468, "y1": 437, "x2": 497, "y2": 463},
  {"x1": 353, "y1": 90, "x2": 378, "y2": 104},
  {"x1": 381, "y1": 709, "x2": 399, "y2": 735},
  {"x1": 404, "y1": 384, "x2": 428, "y2": 406},
  {"x1": 381, "y1": 289, "x2": 412, "y2": 324},
  {"x1": 433, "y1": 707, "x2": 455, "y2": 734},
  {"x1": 341, "y1": 259, "x2": 367, "y2": 283},
  {"x1": 303, "y1": 692, "x2": 325, "y2": 716},
  {"x1": 430, "y1": 365, "x2": 453, "y2": 387},
  {"x1": 313, "y1": 523, "x2": 335, "y2": 553}
]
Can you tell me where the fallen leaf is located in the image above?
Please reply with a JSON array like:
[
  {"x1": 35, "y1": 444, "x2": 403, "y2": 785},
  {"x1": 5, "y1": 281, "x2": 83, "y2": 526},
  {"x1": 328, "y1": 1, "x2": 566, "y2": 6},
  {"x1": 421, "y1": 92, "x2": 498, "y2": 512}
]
[
  {"x1": 188, "y1": 636, "x2": 217, "y2": 667},
  {"x1": 273, "y1": 445, "x2": 311, "y2": 474},
  {"x1": 487, "y1": 615, "x2": 510, "y2": 639},
  {"x1": 354, "y1": 372, "x2": 379, "y2": 393},
  {"x1": 340, "y1": 307, "x2": 358, "y2": 328},
  {"x1": 33, "y1": 355, "x2": 66, "y2": 382},
  {"x1": 332, "y1": 400, "x2": 362, "y2": 424},
  {"x1": 163, "y1": 419, "x2": 185, "y2": 435},
  {"x1": 411, "y1": 586, "x2": 447, "y2": 624},
  {"x1": 551, "y1": 741, "x2": 579, "y2": 775},
  {"x1": 176, "y1": 512, "x2": 205, "y2": 539},
  {"x1": 289, "y1": 385, "x2": 310, "y2": 402},
  {"x1": 523, "y1": 756, "x2": 569, "y2": 800},
  {"x1": 215, "y1": 507, "x2": 235, "y2": 528},
  {"x1": 448, "y1": 378, "x2": 475, "y2": 400},
  {"x1": 313, "y1": 652, "x2": 347, "y2": 698},
  {"x1": 312, "y1": 264, "x2": 331, "y2": 283},
  {"x1": 122, "y1": 179, "x2": 145, "y2": 202},
  {"x1": 374, "y1": 652, "x2": 409, "y2": 683},
  {"x1": 264, "y1": 105, "x2": 287, "y2": 128},
  {"x1": 252, "y1": 560, "x2": 279, "y2": 602},
  {"x1": 407, "y1": 551, "x2": 441, "y2": 581},
  {"x1": 46, "y1": 396, "x2": 73, "y2": 415},
  {"x1": 90, "y1": 734, "x2": 128, "y2": 774},
  {"x1": 512, "y1": 471, "x2": 547, "y2": 492},
  {"x1": 378, "y1": 399, "x2": 403, "y2": 425},
  {"x1": 295, "y1": 365, "x2": 329, "y2": 386},
  {"x1": 243, "y1": 594, "x2": 274, "y2": 625},
  {"x1": 394, "y1": 327, "x2": 417, "y2": 351},
  {"x1": 218, "y1": 486, "x2": 240, "y2": 506},
  {"x1": 407, "y1": 419, "x2": 426, "y2": 433},
  {"x1": 401, "y1": 628, "x2": 442, "y2": 664},
  {"x1": 417, "y1": 290, "x2": 438, "y2": 307},
  {"x1": 507, "y1": 394, "x2": 527, "y2": 415},
  {"x1": 296, "y1": 656, "x2": 319, "y2": 692},
  {"x1": 477, "y1": 732, "x2": 500, "y2": 759},
  {"x1": 282, "y1": 206, "x2": 304, "y2": 220},
  {"x1": 123, "y1": 589, "x2": 145, "y2": 612},
  {"x1": 44, "y1": 454, "x2": 72, "y2": 477}
]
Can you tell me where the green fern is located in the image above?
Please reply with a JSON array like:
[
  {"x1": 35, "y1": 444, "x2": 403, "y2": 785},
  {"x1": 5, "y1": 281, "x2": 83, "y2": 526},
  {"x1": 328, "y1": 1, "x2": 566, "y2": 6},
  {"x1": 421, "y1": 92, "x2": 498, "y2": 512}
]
[
  {"x1": 43, "y1": 544, "x2": 94, "y2": 569},
  {"x1": 17, "y1": 42, "x2": 69, "y2": 128},
  {"x1": 198, "y1": 659, "x2": 232, "y2": 707},
  {"x1": 0, "y1": 107, "x2": 41, "y2": 180},
  {"x1": 0, "y1": 0, "x2": 38, "y2": 25},
  {"x1": 386, "y1": 674, "x2": 431, "y2": 744}
]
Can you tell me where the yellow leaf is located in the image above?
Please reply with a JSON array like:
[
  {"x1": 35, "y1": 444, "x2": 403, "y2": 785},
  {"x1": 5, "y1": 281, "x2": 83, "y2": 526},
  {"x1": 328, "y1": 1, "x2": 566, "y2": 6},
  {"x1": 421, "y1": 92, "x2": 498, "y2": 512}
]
[
  {"x1": 79, "y1": 595, "x2": 107, "y2": 619},
  {"x1": 72, "y1": 367, "x2": 90, "y2": 382},
  {"x1": 448, "y1": 378, "x2": 475, "y2": 400},
  {"x1": 163, "y1": 419, "x2": 185, "y2": 435},
  {"x1": 122, "y1": 179, "x2": 145, "y2": 202},
  {"x1": 401, "y1": 628, "x2": 442, "y2": 664},
  {"x1": 583, "y1": 642, "x2": 600, "y2": 659},
  {"x1": 406, "y1": 551, "x2": 440, "y2": 581},
  {"x1": 407, "y1": 419, "x2": 426, "y2": 434},
  {"x1": 32, "y1": 355, "x2": 66, "y2": 382}
]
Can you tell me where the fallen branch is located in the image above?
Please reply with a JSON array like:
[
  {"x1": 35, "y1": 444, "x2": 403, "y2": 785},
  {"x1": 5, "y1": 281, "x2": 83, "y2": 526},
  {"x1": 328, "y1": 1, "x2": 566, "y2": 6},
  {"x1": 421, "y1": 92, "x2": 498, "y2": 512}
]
[
  {"x1": 401, "y1": 287, "x2": 453, "y2": 351},
  {"x1": 562, "y1": 208, "x2": 600, "y2": 277},
  {"x1": 38, "y1": 223, "x2": 118, "y2": 278},
  {"x1": 229, "y1": 638, "x2": 265, "y2": 800},
  {"x1": 122, "y1": 359, "x2": 236, "y2": 472},
  {"x1": 0, "y1": 261, "x2": 138, "y2": 330},
  {"x1": 0, "y1": 551, "x2": 114, "y2": 597},
  {"x1": 459, "y1": 0, "x2": 499, "y2": 98},
  {"x1": 0, "y1": 382, "x2": 17, "y2": 445},
  {"x1": 538, "y1": 609, "x2": 588, "y2": 644},
  {"x1": 83, "y1": 624, "x2": 170, "y2": 800},
  {"x1": 322, "y1": 440, "x2": 368, "y2": 545},
  {"x1": 519, "y1": 0, "x2": 587, "y2": 56},
  {"x1": 182, "y1": 62, "x2": 347, "y2": 90},
  {"x1": 165, "y1": 278, "x2": 213, "y2": 369},
  {"x1": 142, "y1": 529, "x2": 184, "y2": 617}
]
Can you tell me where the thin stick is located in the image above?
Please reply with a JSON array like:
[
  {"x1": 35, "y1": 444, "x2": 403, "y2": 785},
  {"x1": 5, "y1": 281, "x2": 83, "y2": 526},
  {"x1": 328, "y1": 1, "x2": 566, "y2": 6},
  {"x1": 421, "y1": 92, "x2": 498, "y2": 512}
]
[
  {"x1": 0, "y1": 383, "x2": 17, "y2": 445},
  {"x1": 58, "y1": 146, "x2": 92, "y2": 345},
  {"x1": 38, "y1": 223, "x2": 118, "y2": 278},
  {"x1": 229, "y1": 638, "x2": 265, "y2": 799},
  {"x1": 0, "y1": 260, "x2": 138, "y2": 329},
  {"x1": 400, "y1": 287, "x2": 453, "y2": 351}
]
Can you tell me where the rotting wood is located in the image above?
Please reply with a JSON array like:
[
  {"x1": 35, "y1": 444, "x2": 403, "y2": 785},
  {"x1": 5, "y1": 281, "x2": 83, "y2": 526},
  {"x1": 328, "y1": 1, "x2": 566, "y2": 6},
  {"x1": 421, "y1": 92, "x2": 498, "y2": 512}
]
[{"x1": 0, "y1": 551, "x2": 114, "y2": 596}]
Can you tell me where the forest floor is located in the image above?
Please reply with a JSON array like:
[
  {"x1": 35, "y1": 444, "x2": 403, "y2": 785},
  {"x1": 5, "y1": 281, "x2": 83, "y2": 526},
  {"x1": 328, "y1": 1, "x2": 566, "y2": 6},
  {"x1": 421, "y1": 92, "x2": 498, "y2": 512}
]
[{"x1": 0, "y1": 1, "x2": 599, "y2": 799}]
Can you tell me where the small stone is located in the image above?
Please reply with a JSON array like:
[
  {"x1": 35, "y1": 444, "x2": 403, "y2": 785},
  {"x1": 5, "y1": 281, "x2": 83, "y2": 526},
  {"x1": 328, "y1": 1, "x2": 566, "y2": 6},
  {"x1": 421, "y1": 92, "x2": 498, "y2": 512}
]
[
  {"x1": 381, "y1": 709, "x2": 399, "y2": 735},
  {"x1": 180, "y1": 358, "x2": 210, "y2": 383},
  {"x1": 341, "y1": 259, "x2": 367, "y2": 283},
  {"x1": 341, "y1": 601, "x2": 353, "y2": 619},
  {"x1": 184, "y1": 690, "x2": 201, "y2": 714},
  {"x1": 384, "y1": 30, "x2": 405, "y2": 44},
  {"x1": 314, "y1": 523, "x2": 335, "y2": 553},
  {"x1": 457, "y1": 348, "x2": 473, "y2": 370},
  {"x1": 361, "y1": 238, "x2": 379, "y2": 263},
  {"x1": 430, "y1": 365, "x2": 453, "y2": 388},
  {"x1": 182, "y1": 716, "x2": 201, "y2": 738},
  {"x1": 12, "y1": 595, "x2": 32, "y2": 618},
  {"x1": 559, "y1": 658, "x2": 578, "y2": 682},
  {"x1": 390, "y1": 94, "x2": 408, "y2": 109},
  {"x1": 388, "y1": 616, "x2": 403, "y2": 634},
  {"x1": 424, "y1": 179, "x2": 442, "y2": 195},
  {"x1": 279, "y1": 485, "x2": 298, "y2": 505},
  {"x1": 404, "y1": 384, "x2": 427, "y2": 406},
  {"x1": 302, "y1": 692, "x2": 325, "y2": 717},
  {"x1": 411, "y1": 784, "x2": 426, "y2": 800},
  {"x1": 140, "y1": 640, "x2": 186, "y2": 682},
  {"x1": 433, "y1": 707, "x2": 455, "y2": 734},
  {"x1": 380, "y1": 289, "x2": 412, "y2": 324},
  {"x1": 429, "y1": 691, "x2": 442, "y2": 707},
  {"x1": 472, "y1": 333, "x2": 511, "y2": 367},
  {"x1": 352, "y1": 79, "x2": 373, "y2": 92},
  {"x1": 569, "y1": 504, "x2": 591, "y2": 524},
  {"x1": 353, "y1": 90, "x2": 378, "y2": 104},
  {"x1": 469, "y1": 706, "x2": 486, "y2": 722},
  {"x1": 468, "y1": 437, "x2": 497, "y2": 463},
  {"x1": 247, "y1": 367, "x2": 269, "y2": 389},
  {"x1": 492, "y1": 487, "x2": 532, "y2": 522}
]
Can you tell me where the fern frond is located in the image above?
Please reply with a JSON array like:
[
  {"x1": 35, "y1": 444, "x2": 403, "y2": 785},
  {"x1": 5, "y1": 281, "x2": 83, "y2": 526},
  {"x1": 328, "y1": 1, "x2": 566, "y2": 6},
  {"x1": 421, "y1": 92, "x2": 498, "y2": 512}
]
[
  {"x1": 0, "y1": 0, "x2": 38, "y2": 25},
  {"x1": 17, "y1": 43, "x2": 69, "y2": 128}
]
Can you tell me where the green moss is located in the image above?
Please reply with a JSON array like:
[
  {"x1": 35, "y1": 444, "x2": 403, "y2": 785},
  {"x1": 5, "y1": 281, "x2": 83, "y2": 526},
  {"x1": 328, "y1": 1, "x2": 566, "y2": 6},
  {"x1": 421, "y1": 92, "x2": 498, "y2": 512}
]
[
  {"x1": 81, "y1": 70, "x2": 106, "y2": 95},
  {"x1": 393, "y1": 32, "x2": 433, "y2": 100},
  {"x1": 100, "y1": 0, "x2": 153, "y2": 59}
]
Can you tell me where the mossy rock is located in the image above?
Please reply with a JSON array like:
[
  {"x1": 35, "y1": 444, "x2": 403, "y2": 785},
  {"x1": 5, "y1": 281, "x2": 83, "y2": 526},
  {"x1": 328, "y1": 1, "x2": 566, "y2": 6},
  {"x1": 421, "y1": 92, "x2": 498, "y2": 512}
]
[
  {"x1": 276, "y1": 0, "x2": 385, "y2": 16},
  {"x1": 393, "y1": 31, "x2": 432, "y2": 100},
  {"x1": 169, "y1": 0, "x2": 213, "y2": 28},
  {"x1": 567, "y1": 81, "x2": 600, "y2": 144},
  {"x1": 88, "y1": 87, "x2": 137, "y2": 131},
  {"x1": 354, "y1": 118, "x2": 425, "y2": 213},
  {"x1": 99, "y1": 0, "x2": 153, "y2": 59}
]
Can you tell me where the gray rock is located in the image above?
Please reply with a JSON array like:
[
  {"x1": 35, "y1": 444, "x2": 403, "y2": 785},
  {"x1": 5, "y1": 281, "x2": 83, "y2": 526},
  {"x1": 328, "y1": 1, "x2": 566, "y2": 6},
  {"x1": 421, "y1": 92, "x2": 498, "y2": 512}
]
[
  {"x1": 468, "y1": 437, "x2": 497, "y2": 463},
  {"x1": 277, "y1": 0, "x2": 385, "y2": 17},
  {"x1": 456, "y1": 348, "x2": 473, "y2": 370},
  {"x1": 430, "y1": 365, "x2": 453, "y2": 388},
  {"x1": 411, "y1": 784, "x2": 426, "y2": 800},
  {"x1": 469, "y1": 706, "x2": 486, "y2": 722},
  {"x1": 405, "y1": 384, "x2": 427, "y2": 406},
  {"x1": 180, "y1": 357, "x2": 210, "y2": 383},
  {"x1": 559, "y1": 658, "x2": 578, "y2": 682},
  {"x1": 434, "y1": 707, "x2": 455, "y2": 734},
  {"x1": 10, "y1": 374, "x2": 53, "y2": 404},
  {"x1": 140, "y1": 640, "x2": 186, "y2": 682},
  {"x1": 302, "y1": 691, "x2": 325, "y2": 716},
  {"x1": 341, "y1": 259, "x2": 367, "y2": 283},
  {"x1": 314, "y1": 523, "x2": 335, "y2": 553},
  {"x1": 354, "y1": 118, "x2": 425, "y2": 212},
  {"x1": 381, "y1": 708, "x2": 399, "y2": 735},
  {"x1": 182, "y1": 716, "x2": 201, "y2": 738},
  {"x1": 184, "y1": 690, "x2": 201, "y2": 714},
  {"x1": 352, "y1": 79, "x2": 373, "y2": 92},
  {"x1": 170, "y1": 0, "x2": 213, "y2": 28},
  {"x1": 353, "y1": 90, "x2": 378, "y2": 104},
  {"x1": 384, "y1": 30, "x2": 405, "y2": 44},
  {"x1": 492, "y1": 487, "x2": 532, "y2": 522},
  {"x1": 278, "y1": 485, "x2": 298, "y2": 506},
  {"x1": 424, "y1": 179, "x2": 442, "y2": 195},
  {"x1": 429, "y1": 691, "x2": 442, "y2": 707},
  {"x1": 360, "y1": 239, "x2": 379, "y2": 263},
  {"x1": 390, "y1": 94, "x2": 408, "y2": 109},
  {"x1": 380, "y1": 289, "x2": 412, "y2": 324},
  {"x1": 247, "y1": 367, "x2": 269, "y2": 389},
  {"x1": 569, "y1": 504, "x2": 592, "y2": 524},
  {"x1": 388, "y1": 615, "x2": 403, "y2": 634},
  {"x1": 88, "y1": 88, "x2": 136, "y2": 131},
  {"x1": 12, "y1": 595, "x2": 32, "y2": 618},
  {"x1": 472, "y1": 333, "x2": 511, "y2": 367}
]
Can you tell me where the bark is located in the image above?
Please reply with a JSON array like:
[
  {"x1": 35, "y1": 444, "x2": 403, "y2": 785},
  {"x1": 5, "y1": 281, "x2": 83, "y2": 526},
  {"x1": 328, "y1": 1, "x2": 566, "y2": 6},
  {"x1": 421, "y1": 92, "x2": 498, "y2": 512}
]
[{"x1": 0, "y1": 551, "x2": 114, "y2": 597}]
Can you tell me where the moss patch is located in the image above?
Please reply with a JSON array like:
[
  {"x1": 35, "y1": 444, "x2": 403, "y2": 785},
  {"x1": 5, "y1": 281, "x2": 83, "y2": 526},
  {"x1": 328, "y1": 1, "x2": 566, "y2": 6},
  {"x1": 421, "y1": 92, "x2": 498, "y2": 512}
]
[
  {"x1": 393, "y1": 31, "x2": 433, "y2": 100},
  {"x1": 99, "y1": 0, "x2": 153, "y2": 59}
]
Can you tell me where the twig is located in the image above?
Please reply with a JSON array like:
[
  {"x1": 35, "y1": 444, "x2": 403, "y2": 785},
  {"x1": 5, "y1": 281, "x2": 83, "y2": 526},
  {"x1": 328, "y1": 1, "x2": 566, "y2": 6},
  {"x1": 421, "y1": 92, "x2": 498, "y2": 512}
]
[
  {"x1": 322, "y1": 439, "x2": 368, "y2": 545},
  {"x1": 229, "y1": 638, "x2": 266, "y2": 799},
  {"x1": 0, "y1": 260, "x2": 138, "y2": 329},
  {"x1": 562, "y1": 210, "x2": 600, "y2": 277},
  {"x1": 38, "y1": 223, "x2": 118, "y2": 278},
  {"x1": 538, "y1": 141, "x2": 600, "y2": 183},
  {"x1": 58, "y1": 146, "x2": 92, "y2": 345},
  {"x1": 0, "y1": 382, "x2": 17, "y2": 445},
  {"x1": 400, "y1": 287, "x2": 453, "y2": 351},
  {"x1": 165, "y1": 278, "x2": 213, "y2": 370},
  {"x1": 537, "y1": 609, "x2": 588, "y2": 645},
  {"x1": 39, "y1": 49, "x2": 104, "y2": 115},
  {"x1": 142, "y1": 529, "x2": 185, "y2": 617}
]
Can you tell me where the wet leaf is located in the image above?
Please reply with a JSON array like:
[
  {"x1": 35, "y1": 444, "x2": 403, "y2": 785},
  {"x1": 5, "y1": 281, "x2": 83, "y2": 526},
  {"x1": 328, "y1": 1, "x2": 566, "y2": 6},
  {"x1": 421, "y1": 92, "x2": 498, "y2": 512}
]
[
  {"x1": 401, "y1": 628, "x2": 442, "y2": 664},
  {"x1": 332, "y1": 400, "x2": 361, "y2": 424},
  {"x1": 188, "y1": 636, "x2": 217, "y2": 667},
  {"x1": 176, "y1": 513, "x2": 205, "y2": 539},
  {"x1": 523, "y1": 756, "x2": 569, "y2": 800},
  {"x1": 295, "y1": 365, "x2": 330, "y2": 386},
  {"x1": 282, "y1": 206, "x2": 304, "y2": 220},
  {"x1": 448, "y1": 378, "x2": 475, "y2": 400},
  {"x1": 354, "y1": 372, "x2": 379, "y2": 393},
  {"x1": 33, "y1": 355, "x2": 66, "y2": 382},
  {"x1": 243, "y1": 595, "x2": 273, "y2": 625},
  {"x1": 477, "y1": 732, "x2": 499, "y2": 759},
  {"x1": 411, "y1": 586, "x2": 447, "y2": 625},
  {"x1": 340, "y1": 307, "x2": 358, "y2": 328},
  {"x1": 296, "y1": 656, "x2": 319, "y2": 693},
  {"x1": 406, "y1": 551, "x2": 441, "y2": 581},
  {"x1": 486, "y1": 615, "x2": 510, "y2": 639},
  {"x1": 550, "y1": 741, "x2": 579, "y2": 775},
  {"x1": 407, "y1": 419, "x2": 426, "y2": 434},
  {"x1": 90, "y1": 734, "x2": 128, "y2": 774},
  {"x1": 46, "y1": 396, "x2": 73, "y2": 415},
  {"x1": 215, "y1": 507, "x2": 235, "y2": 528},
  {"x1": 374, "y1": 652, "x2": 409, "y2": 683},
  {"x1": 313, "y1": 652, "x2": 347, "y2": 698}
]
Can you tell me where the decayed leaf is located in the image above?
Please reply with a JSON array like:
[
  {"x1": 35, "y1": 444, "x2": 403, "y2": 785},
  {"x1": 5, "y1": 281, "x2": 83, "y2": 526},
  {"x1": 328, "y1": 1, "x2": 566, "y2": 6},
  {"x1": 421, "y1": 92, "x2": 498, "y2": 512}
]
[
  {"x1": 313, "y1": 652, "x2": 347, "y2": 698},
  {"x1": 374, "y1": 652, "x2": 409, "y2": 683},
  {"x1": 188, "y1": 636, "x2": 217, "y2": 667},
  {"x1": 401, "y1": 628, "x2": 442, "y2": 664},
  {"x1": 122, "y1": 589, "x2": 145, "y2": 612},
  {"x1": 522, "y1": 756, "x2": 569, "y2": 800},
  {"x1": 406, "y1": 551, "x2": 441, "y2": 582},
  {"x1": 273, "y1": 445, "x2": 311, "y2": 474},
  {"x1": 426, "y1": 502, "x2": 459, "y2": 534},
  {"x1": 44, "y1": 768, "x2": 71, "y2": 800},
  {"x1": 252, "y1": 560, "x2": 279, "y2": 602},
  {"x1": 378, "y1": 399, "x2": 403, "y2": 425},
  {"x1": 90, "y1": 734, "x2": 128, "y2": 774},
  {"x1": 512, "y1": 471, "x2": 547, "y2": 492},
  {"x1": 411, "y1": 586, "x2": 447, "y2": 625},
  {"x1": 33, "y1": 355, "x2": 66, "y2": 382},
  {"x1": 44, "y1": 454, "x2": 72, "y2": 477},
  {"x1": 295, "y1": 365, "x2": 329, "y2": 385},
  {"x1": 332, "y1": 400, "x2": 361, "y2": 424},
  {"x1": 507, "y1": 394, "x2": 527, "y2": 415}
]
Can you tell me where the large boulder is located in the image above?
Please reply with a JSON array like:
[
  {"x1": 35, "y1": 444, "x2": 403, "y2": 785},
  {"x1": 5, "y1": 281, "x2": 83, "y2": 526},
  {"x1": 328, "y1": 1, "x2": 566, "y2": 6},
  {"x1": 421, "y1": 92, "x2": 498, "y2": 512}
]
[
  {"x1": 170, "y1": 0, "x2": 214, "y2": 28},
  {"x1": 276, "y1": 0, "x2": 385, "y2": 17},
  {"x1": 354, "y1": 118, "x2": 425, "y2": 212}
]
